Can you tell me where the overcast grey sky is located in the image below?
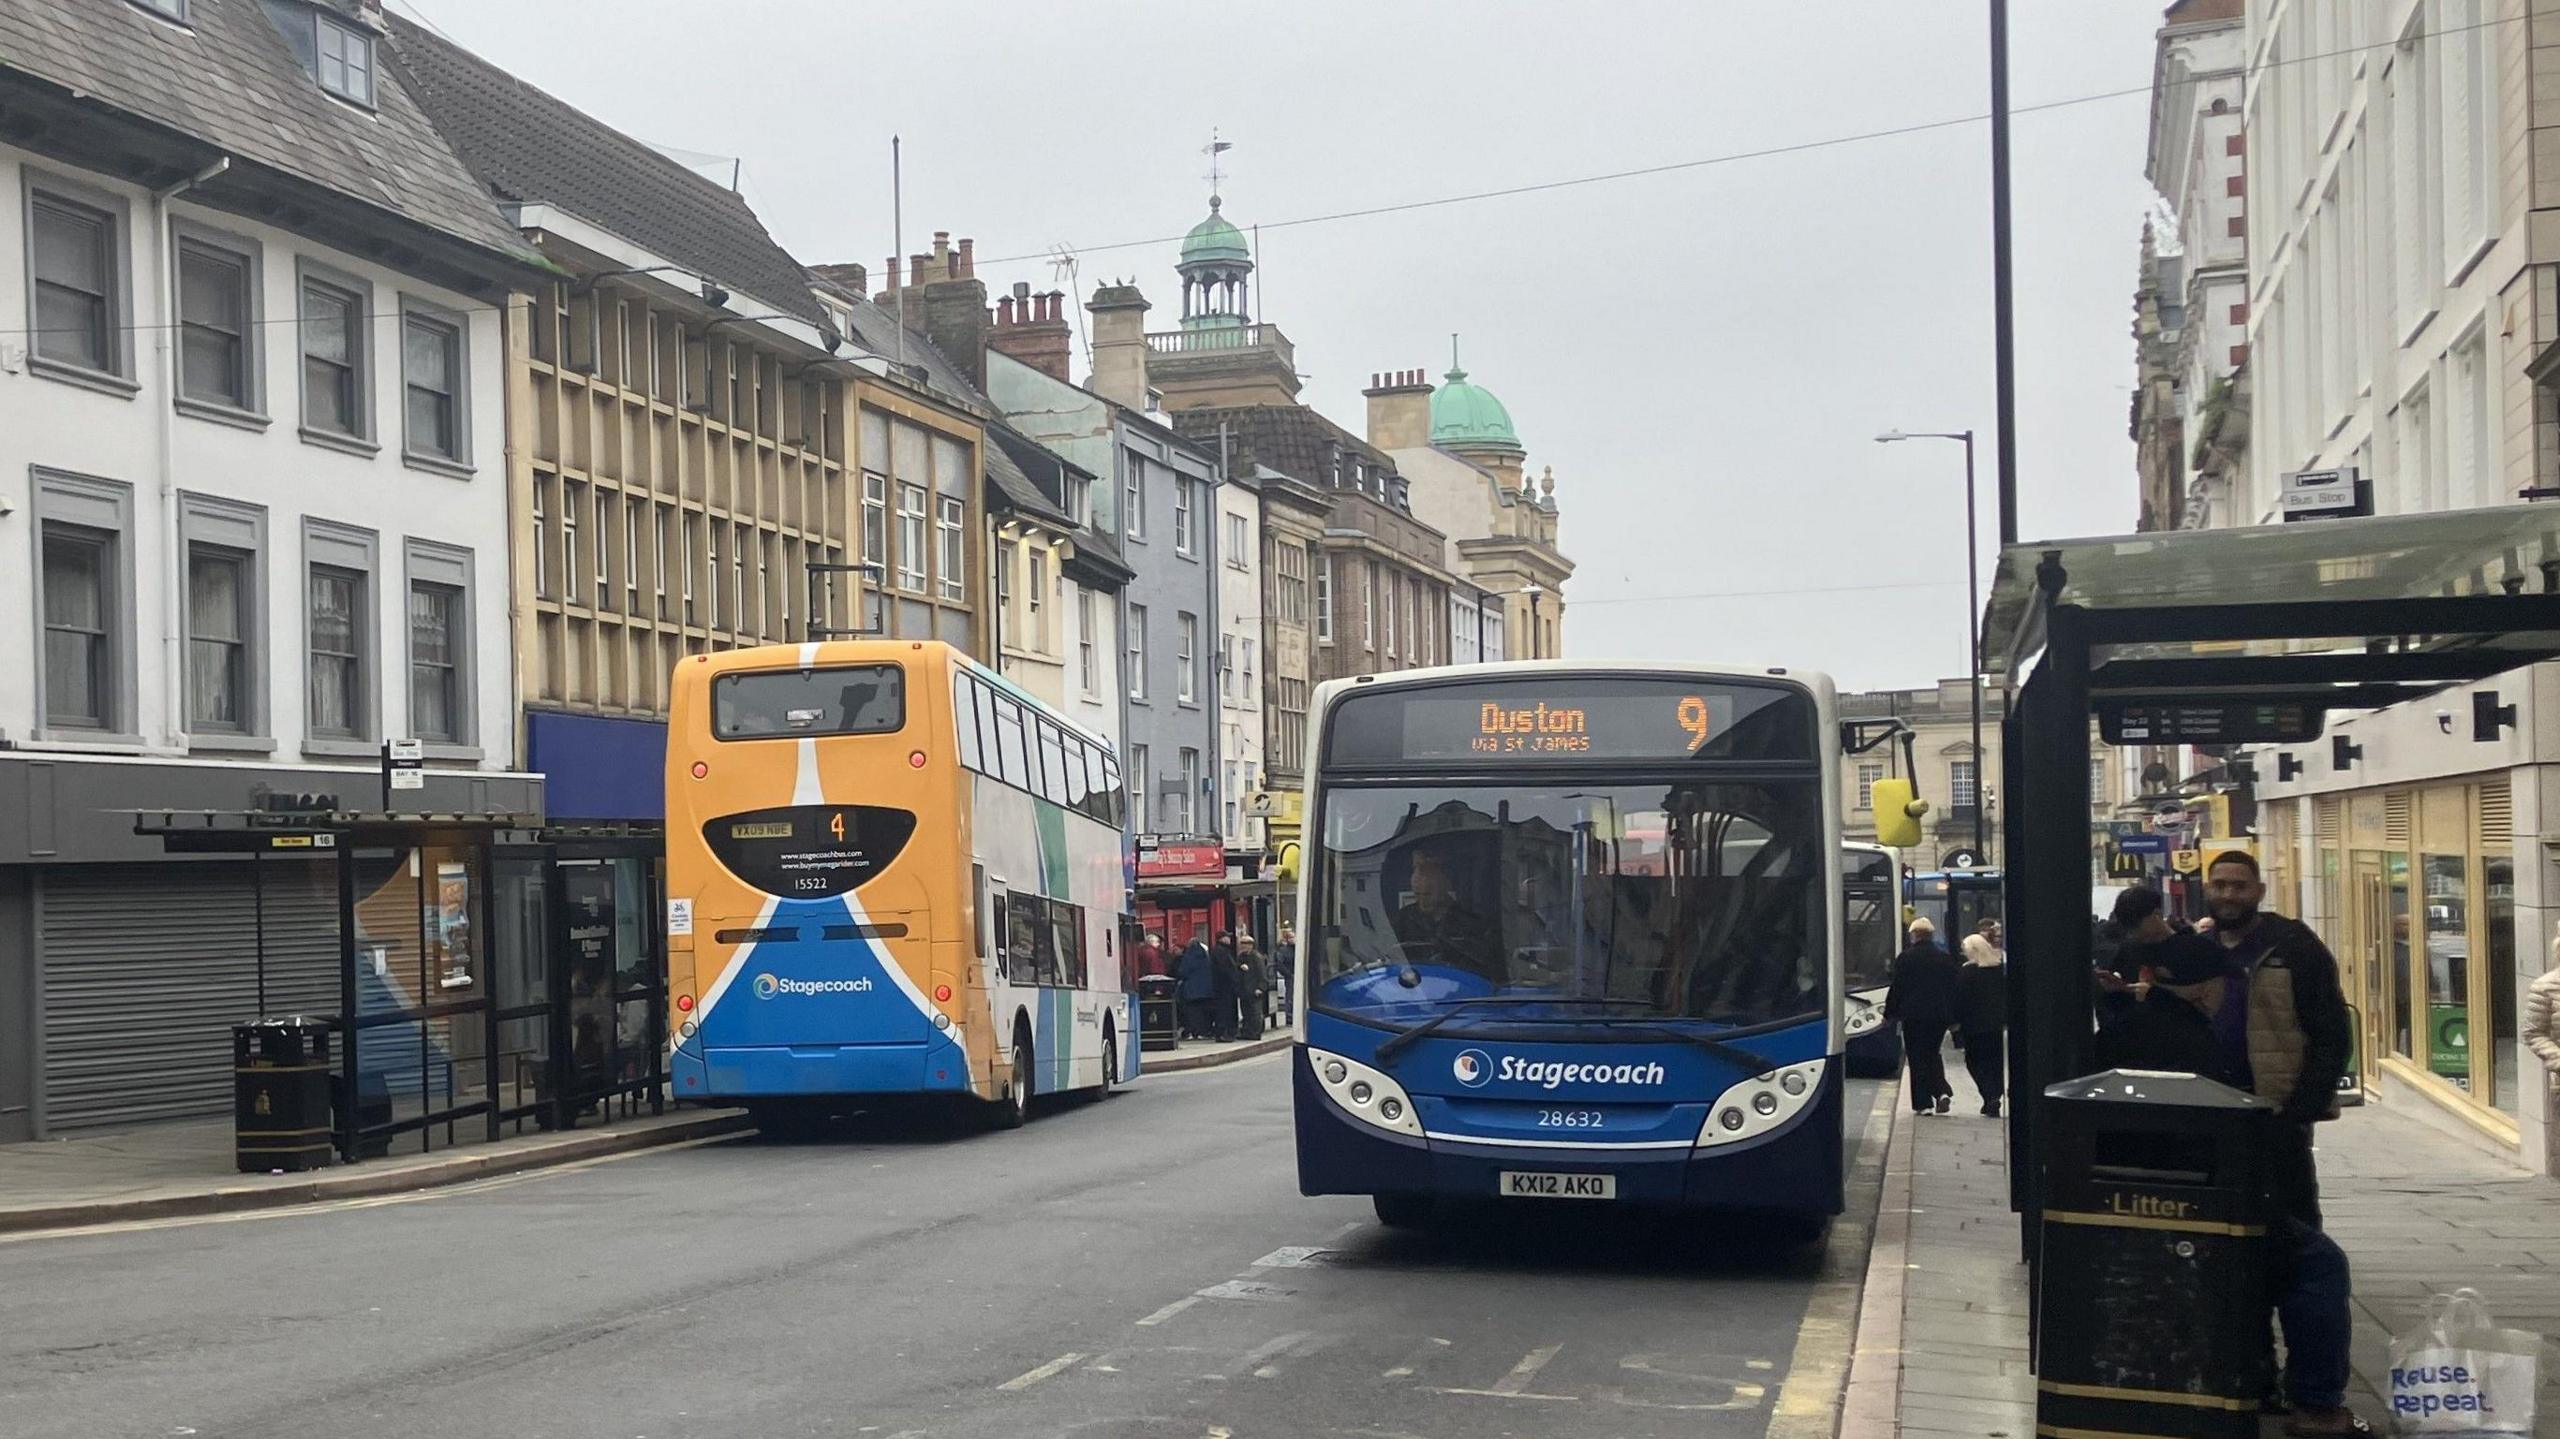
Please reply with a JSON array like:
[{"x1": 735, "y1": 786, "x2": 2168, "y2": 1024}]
[{"x1": 407, "y1": 0, "x2": 2163, "y2": 693}]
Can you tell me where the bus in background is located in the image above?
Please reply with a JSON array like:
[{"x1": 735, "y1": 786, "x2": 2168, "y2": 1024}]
[
  {"x1": 1292, "y1": 661, "x2": 1905, "y2": 1241},
  {"x1": 665, "y1": 641, "x2": 1135, "y2": 1133},
  {"x1": 1841, "y1": 842, "x2": 1903, "y2": 1077},
  {"x1": 1904, "y1": 868, "x2": 2005, "y2": 951}
]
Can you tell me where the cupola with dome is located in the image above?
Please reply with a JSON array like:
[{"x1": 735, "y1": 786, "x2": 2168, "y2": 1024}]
[
  {"x1": 1177, "y1": 195, "x2": 1253, "y2": 331},
  {"x1": 1428, "y1": 341, "x2": 1522, "y2": 457}
]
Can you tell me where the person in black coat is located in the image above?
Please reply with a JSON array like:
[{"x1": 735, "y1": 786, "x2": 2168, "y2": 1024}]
[
  {"x1": 1174, "y1": 937, "x2": 1217, "y2": 1039},
  {"x1": 1955, "y1": 934, "x2": 2009, "y2": 1117},
  {"x1": 1208, "y1": 932, "x2": 1242, "y2": 1041},
  {"x1": 1883, "y1": 917, "x2": 1960, "y2": 1115}
]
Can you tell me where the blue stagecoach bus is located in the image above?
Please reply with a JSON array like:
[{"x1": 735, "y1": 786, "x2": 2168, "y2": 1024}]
[
  {"x1": 1841, "y1": 842, "x2": 1903, "y2": 1076},
  {"x1": 1904, "y1": 867, "x2": 2005, "y2": 950},
  {"x1": 1290, "y1": 661, "x2": 1875, "y2": 1240}
]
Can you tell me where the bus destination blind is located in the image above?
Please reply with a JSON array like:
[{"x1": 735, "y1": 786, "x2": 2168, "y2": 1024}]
[{"x1": 1325, "y1": 678, "x2": 1819, "y2": 766}]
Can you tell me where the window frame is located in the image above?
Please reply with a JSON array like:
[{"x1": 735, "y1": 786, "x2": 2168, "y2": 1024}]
[
  {"x1": 1125, "y1": 458, "x2": 1146, "y2": 541},
  {"x1": 171, "y1": 221, "x2": 266, "y2": 425},
  {"x1": 895, "y1": 482, "x2": 929, "y2": 592},
  {"x1": 1126, "y1": 601, "x2": 1148, "y2": 702},
  {"x1": 404, "y1": 538, "x2": 478, "y2": 755},
  {"x1": 936, "y1": 494, "x2": 967, "y2": 601},
  {"x1": 1172, "y1": 477, "x2": 1195, "y2": 556},
  {"x1": 32, "y1": 470, "x2": 139, "y2": 743},
  {"x1": 1076, "y1": 587, "x2": 1100, "y2": 699},
  {"x1": 398, "y1": 298, "x2": 472, "y2": 473},
  {"x1": 1224, "y1": 510, "x2": 1248, "y2": 570},
  {"x1": 127, "y1": 0, "x2": 189, "y2": 20},
  {"x1": 1314, "y1": 554, "x2": 1333, "y2": 643},
  {"x1": 178, "y1": 492, "x2": 271, "y2": 749},
  {"x1": 1177, "y1": 611, "x2": 1199, "y2": 705},
  {"x1": 313, "y1": 9, "x2": 378, "y2": 108},
  {"x1": 1854, "y1": 761, "x2": 1884, "y2": 813},
  {"x1": 1949, "y1": 757, "x2": 1980, "y2": 813},
  {"x1": 24, "y1": 173, "x2": 137, "y2": 394},
  {"x1": 295, "y1": 259, "x2": 376, "y2": 452},
  {"x1": 301, "y1": 518, "x2": 379, "y2": 756}
]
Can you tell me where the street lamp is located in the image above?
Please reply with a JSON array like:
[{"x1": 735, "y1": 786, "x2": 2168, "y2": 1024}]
[
  {"x1": 1876, "y1": 428, "x2": 1986, "y2": 861},
  {"x1": 1522, "y1": 581, "x2": 1547, "y2": 660}
]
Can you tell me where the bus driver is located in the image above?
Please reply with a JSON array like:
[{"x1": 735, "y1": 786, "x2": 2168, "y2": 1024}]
[{"x1": 1393, "y1": 849, "x2": 1506, "y2": 983}]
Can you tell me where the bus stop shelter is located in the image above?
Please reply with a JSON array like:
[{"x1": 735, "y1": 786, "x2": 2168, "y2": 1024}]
[
  {"x1": 130, "y1": 807, "x2": 669, "y2": 1164},
  {"x1": 1979, "y1": 503, "x2": 2560, "y2": 1333}
]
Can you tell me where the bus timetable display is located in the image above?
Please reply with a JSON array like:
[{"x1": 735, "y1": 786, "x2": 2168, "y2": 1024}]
[{"x1": 1324, "y1": 677, "x2": 1816, "y2": 766}]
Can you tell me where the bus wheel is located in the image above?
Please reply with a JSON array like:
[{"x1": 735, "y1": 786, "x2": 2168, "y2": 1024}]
[
  {"x1": 1372, "y1": 1193, "x2": 1434, "y2": 1230},
  {"x1": 991, "y1": 1027, "x2": 1033, "y2": 1130},
  {"x1": 1098, "y1": 1030, "x2": 1120, "y2": 1097}
]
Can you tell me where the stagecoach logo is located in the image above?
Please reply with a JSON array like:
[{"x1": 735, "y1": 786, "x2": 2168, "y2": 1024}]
[
  {"x1": 1453, "y1": 1049, "x2": 1492, "y2": 1088},
  {"x1": 753, "y1": 974, "x2": 874, "y2": 999}
]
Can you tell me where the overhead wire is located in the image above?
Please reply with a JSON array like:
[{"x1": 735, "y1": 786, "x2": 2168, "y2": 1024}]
[{"x1": 0, "y1": 8, "x2": 2518, "y2": 343}]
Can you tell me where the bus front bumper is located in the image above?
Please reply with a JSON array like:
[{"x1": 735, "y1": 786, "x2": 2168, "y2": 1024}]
[{"x1": 1292, "y1": 1053, "x2": 1845, "y2": 1215}]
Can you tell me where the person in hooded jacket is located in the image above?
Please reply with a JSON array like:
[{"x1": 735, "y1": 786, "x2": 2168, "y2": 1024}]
[{"x1": 1884, "y1": 917, "x2": 1960, "y2": 1115}]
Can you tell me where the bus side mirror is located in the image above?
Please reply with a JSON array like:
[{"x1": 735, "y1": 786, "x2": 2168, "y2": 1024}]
[{"x1": 1871, "y1": 779, "x2": 1928, "y2": 849}]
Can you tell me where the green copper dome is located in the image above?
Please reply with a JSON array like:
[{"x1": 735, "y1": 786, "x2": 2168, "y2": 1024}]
[
  {"x1": 1429, "y1": 352, "x2": 1521, "y2": 452},
  {"x1": 1180, "y1": 197, "x2": 1251, "y2": 266}
]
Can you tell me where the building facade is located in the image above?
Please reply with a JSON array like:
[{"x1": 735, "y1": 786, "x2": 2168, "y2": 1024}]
[
  {"x1": 2145, "y1": 0, "x2": 2560, "y2": 1167},
  {"x1": 1365, "y1": 356, "x2": 1573, "y2": 659},
  {"x1": 389, "y1": 16, "x2": 871, "y2": 823},
  {"x1": 1837, "y1": 679, "x2": 2009, "y2": 868},
  {"x1": 2137, "y1": 0, "x2": 2250, "y2": 533},
  {"x1": 1216, "y1": 474, "x2": 1267, "y2": 851},
  {"x1": 0, "y1": 0, "x2": 545, "y2": 1139}
]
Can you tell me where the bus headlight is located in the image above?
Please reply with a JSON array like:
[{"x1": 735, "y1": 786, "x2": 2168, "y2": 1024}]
[
  {"x1": 1696, "y1": 1059, "x2": 1825, "y2": 1150},
  {"x1": 1844, "y1": 999, "x2": 1883, "y2": 1036},
  {"x1": 1306, "y1": 1047, "x2": 1422, "y2": 1138}
]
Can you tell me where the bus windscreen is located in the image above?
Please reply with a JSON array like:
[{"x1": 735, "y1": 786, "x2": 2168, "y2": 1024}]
[{"x1": 1322, "y1": 677, "x2": 1817, "y2": 768}]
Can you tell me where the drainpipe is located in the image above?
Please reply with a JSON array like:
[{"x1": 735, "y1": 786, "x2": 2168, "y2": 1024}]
[{"x1": 153, "y1": 156, "x2": 230, "y2": 749}]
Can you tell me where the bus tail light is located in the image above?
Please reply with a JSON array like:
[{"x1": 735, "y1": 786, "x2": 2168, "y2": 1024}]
[
  {"x1": 933, "y1": 984, "x2": 952, "y2": 1002},
  {"x1": 690, "y1": 761, "x2": 708, "y2": 779},
  {"x1": 908, "y1": 750, "x2": 927, "y2": 769},
  {"x1": 676, "y1": 994, "x2": 695, "y2": 1012}
]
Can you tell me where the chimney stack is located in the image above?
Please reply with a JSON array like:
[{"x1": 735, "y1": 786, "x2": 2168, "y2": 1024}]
[
  {"x1": 917, "y1": 231, "x2": 990, "y2": 390},
  {"x1": 1086, "y1": 283, "x2": 1153, "y2": 411},
  {"x1": 988, "y1": 279, "x2": 1072, "y2": 382},
  {"x1": 1362, "y1": 366, "x2": 1434, "y2": 452}
]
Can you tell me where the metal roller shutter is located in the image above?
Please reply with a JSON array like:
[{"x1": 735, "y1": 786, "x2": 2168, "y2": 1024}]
[{"x1": 40, "y1": 861, "x2": 342, "y2": 1131}]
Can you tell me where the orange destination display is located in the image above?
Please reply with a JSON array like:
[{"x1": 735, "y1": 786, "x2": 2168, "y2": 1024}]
[{"x1": 1322, "y1": 676, "x2": 1817, "y2": 767}]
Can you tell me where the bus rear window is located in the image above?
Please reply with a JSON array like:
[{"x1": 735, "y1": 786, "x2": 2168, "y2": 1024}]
[{"x1": 712, "y1": 665, "x2": 905, "y2": 740}]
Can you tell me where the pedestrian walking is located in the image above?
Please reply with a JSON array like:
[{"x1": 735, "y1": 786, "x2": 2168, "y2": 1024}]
[
  {"x1": 1174, "y1": 935, "x2": 1216, "y2": 1039},
  {"x1": 1883, "y1": 917, "x2": 1959, "y2": 1115},
  {"x1": 2095, "y1": 924, "x2": 2367, "y2": 1437},
  {"x1": 1209, "y1": 931, "x2": 1242, "y2": 1041},
  {"x1": 1235, "y1": 933, "x2": 1271, "y2": 1040},
  {"x1": 2521, "y1": 924, "x2": 2560, "y2": 1097},
  {"x1": 1955, "y1": 924, "x2": 2007, "y2": 1116},
  {"x1": 1272, "y1": 924, "x2": 1298, "y2": 1024}
]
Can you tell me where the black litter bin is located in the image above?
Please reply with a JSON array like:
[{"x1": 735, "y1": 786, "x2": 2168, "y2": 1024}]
[
  {"x1": 1138, "y1": 975, "x2": 1181, "y2": 1052},
  {"x1": 2036, "y1": 1069, "x2": 2277, "y2": 1439},
  {"x1": 233, "y1": 1017, "x2": 334, "y2": 1173}
]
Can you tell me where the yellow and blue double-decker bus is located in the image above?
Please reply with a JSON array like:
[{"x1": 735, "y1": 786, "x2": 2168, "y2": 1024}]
[{"x1": 665, "y1": 640, "x2": 1135, "y2": 1130}]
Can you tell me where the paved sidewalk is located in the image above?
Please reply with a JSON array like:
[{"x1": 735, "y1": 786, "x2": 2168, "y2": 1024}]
[
  {"x1": 1845, "y1": 1082, "x2": 2560, "y2": 1437},
  {"x1": 0, "y1": 1105, "x2": 748, "y2": 1234},
  {"x1": 1141, "y1": 1033, "x2": 1291, "y2": 1073}
]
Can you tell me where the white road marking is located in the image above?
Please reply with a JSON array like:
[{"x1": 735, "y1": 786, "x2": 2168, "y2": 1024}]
[
  {"x1": 995, "y1": 1352, "x2": 1086, "y2": 1392},
  {"x1": 1195, "y1": 1278, "x2": 1295, "y2": 1302},
  {"x1": 1250, "y1": 1245, "x2": 1338, "y2": 1269},
  {"x1": 1253, "y1": 1332, "x2": 1339, "y2": 1379},
  {"x1": 1433, "y1": 1343, "x2": 1575, "y2": 1401},
  {"x1": 1134, "y1": 1296, "x2": 1201, "y2": 1327},
  {"x1": 1380, "y1": 1336, "x2": 1450, "y2": 1379},
  {"x1": 1233, "y1": 1331, "x2": 1310, "y2": 1377}
]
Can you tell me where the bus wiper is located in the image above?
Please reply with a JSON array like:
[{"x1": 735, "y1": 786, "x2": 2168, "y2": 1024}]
[
  {"x1": 1371, "y1": 997, "x2": 1648, "y2": 1068},
  {"x1": 1605, "y1": 1022, "x2": 1774, "y2": 1077}
]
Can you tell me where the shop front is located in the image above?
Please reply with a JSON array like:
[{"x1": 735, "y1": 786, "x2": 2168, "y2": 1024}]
[{"x1": 2307, "y1": 776, "x2": 2524, "y2": 1138}]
